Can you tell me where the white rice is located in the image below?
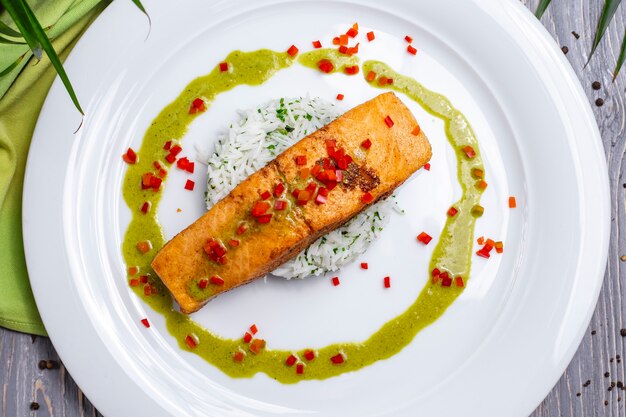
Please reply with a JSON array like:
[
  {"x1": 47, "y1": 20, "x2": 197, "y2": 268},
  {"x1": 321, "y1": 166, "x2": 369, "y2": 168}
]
[{"x1": 203, "y1": 97, "x2": 398, "y2": 279}]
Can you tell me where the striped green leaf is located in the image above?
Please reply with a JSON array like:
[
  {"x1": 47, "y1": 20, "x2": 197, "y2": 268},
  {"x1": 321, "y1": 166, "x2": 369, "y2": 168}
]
[
  {"x1": 535, "y1": 0, "x2": 553, "y2": 19},
  {"x1": 614, "y1": 29, "x2": 626, "y2": 81},
  {"x1": 0, "y1": 55, "x2": 24, "y2": 77},
  {"x1": 0, "y1": 34, "x2": 25, "y2": 45},
  {"x1": 2, "y1": 0, "x2": 83, "y2": 113},
  {"x1": 0, "y1": 20, "x2": 22, "y2": 37},
  {"x1": 589, "y1": 0, "x2": 622, "y2": 63}
]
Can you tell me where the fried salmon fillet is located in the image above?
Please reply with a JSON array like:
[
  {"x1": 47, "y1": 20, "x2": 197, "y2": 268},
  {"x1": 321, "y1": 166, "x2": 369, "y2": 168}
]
[{"x1": 152, "y1": 92, "x2": 431, "y2": 313}]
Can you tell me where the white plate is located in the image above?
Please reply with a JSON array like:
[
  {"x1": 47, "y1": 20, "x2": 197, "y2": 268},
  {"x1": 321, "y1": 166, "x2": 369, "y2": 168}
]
[{"x1": 23, "y1": 0, "x2": 609, "y2": 416}]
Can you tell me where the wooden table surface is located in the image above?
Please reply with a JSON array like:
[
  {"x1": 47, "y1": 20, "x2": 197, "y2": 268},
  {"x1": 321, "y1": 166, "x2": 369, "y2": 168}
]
[{"x1": 2, "y1": 1, "x2": 626, "y2": 415}]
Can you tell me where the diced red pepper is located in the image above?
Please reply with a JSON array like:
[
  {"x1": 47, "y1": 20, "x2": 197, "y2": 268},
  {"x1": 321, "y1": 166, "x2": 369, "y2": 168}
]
[
  {"x1": 362, "y1": 192, "x2": 374, "y2": 204},
  {"x1": 285, "y1": 355, "x2": 297, "y2": 367},
  {"x1": 297, "y1": 191, "x2": 311, "y2": 205},
  {"x1": 251, "y1": 201, "x2": 271, "y2": 217},
  {"x1": 250, "y1": 324, "x2": 258, "y2": 335},
  {"x1": 384, "y1": 276, "x2": 391, "y2": 288},
  {"x1": 233, "y1": 351, "x2": 245, "y2": 362},
  {"x1": 476, "y1": 180, "x2": 488, "y2": 190},
  {"x1": 140, "y1": 275, "x2": 148, "y2": 284},
  {"x1": 243, "y1": 332, "x2": 252, "y2": 343},
  {"x1": 366, "y1": 71, "x2": 376, "y2": 81},
  {"x1": 249, "y1": 338, "x2": 266, "y2": 354},
  {"x1": 128, "y1": 266, "x2": 139, "y2": 276},
  {"x1": 447, "y1": 207, "x2": 458, "y2": 217},
  {"x1": 123, "y1": 148, "x2": 137, "y2": 164},
  {"x1": 339, "y1": 34, "x2": 348, "y2": 45},
  {"x1": 384, "y1": 115, "x2": 394, "y2": 127},
  {"x1": 495, "y1": 241, "x2": 504, "y2": 253},
  {"x1": 296, "y1": 155, "x2": 307, "y2": 165},
  {"x1": 330, "y1": 353, "x2": 345, "y2": 364},
  {"x1": 129, "y1": 278, "x2": 139, "y2": 287},
  {"x1": 184, "y1": 179, "x2": 195, "y2": 191},
  {"x1": 229, "y1": 239, "x2": 240, "y2": 247},
  {"x1": 361, "y1": 139, "x2": 372, "y2": 149},
  {"x1": 412, "y1": 125, "x2": 421, "y2": 136},
  {"x1": 346, "y1": 27, "x2": 358, "y2": 38},
  {"x1": 274, "y1": 200, "x2": 287, "y2": 210},
  {"x1": 176, "y1": 157, "x2": 189, "y2": 170},
  {"x1": 441, "y1": 275, "x2": 452, "y2": 287},
  {"x1": 287, "y1": 45, "x2": 299, "y2": 57},
  {"x1": 304, "y1": 349, "x2": 316, "y2": 361},
  {"x1": 463, "y1": 145, "x2": 476, "y2": 159},
  {"x1": 260, "y1": 190, "x2": 271, "y2": 200},
  {"x1": 472, "y1": 168, "x2": 484, "y2": 178},
  {"x1": 185, "y1": 334, "x2": 198, "y2": 349},
  {"x1": 137, "y1": 240, "x2": 151, "y2": 254},
  {"x1": 274, "y1": 182, "x2": 285, "y2": 197},
  {"x1": 476, "y1": 249, "x2": 490, "y2": 259},
  {"x1": 198, "y1": 278, "x2": 208, "y2": 289},
  {"x1": 311, "y1": 164, "x2": 323, "y2": 176},
  {"x1": 210, "y1": 275, "x2": 225, "y2": 286},
  {"x1": 318, "y1": 59, "x2": 334, "y2": 73},
  {"x1": 318, "y1": 187, "x2": 329, "y2": 197},
  {"x1": 165, "y1": 153, "x2": 176, "y2": 164},
  {"x1": 139, "y1": 202, "x2": 150, "y2": 214},
  {"x1": 256, "y1": 214, "x2": 273, "y2": 224},
  {"x1": 377, "y1": 76, "x2": 388, "y2": 86},
  {"x1": 416, "y1": 232, "x2": 432, "y2": 245},
  {"x1": 367, "y1": 31, "x2": 375, "y2": 41},
  {"x1": 163, "y1": 141, "x2": 172, "y2": 150},
  {"x1": 509, "y1": 196, "x2": 517, "y2": 208},
  {"x1": 336, "y1": 93, "x2": 344, "y2": 101},
  {"x1": 332, "y1": 37, "x2": 340, "y2": 45},
  {"x1": 189, "y1": 98, "x2": 206, "y2": 114},
  {"x1": 312, "y1": 40, "x2": 322, "y2": 49},
  {"x1": 237, "y1": 222, "x2": 248, "y2": 235},
  {"x1": 407, "y1": 45, "x2": 417, "y2": 55},
  {"x1": 296, "y1": 363, "x2": 305, "y2": 374},
  {"x1": 405, "y1": 35, "x2": 413, "y2": 43},
  {"x1": 344, "y1": 65, "x2": 359, "y2": 75},
  {"x1": 339, "y1": 45, "x2": 348, "y2": 54},
  {"x1": 477, "y1": 236, "x2": 485, "y2": 245},
  {"x1": 143, "y1": 284, "x2": 152, "y2": 296},
  {"x1": 219, "y1": 62, "x2": 228, "y2": 72},
  {"x1": 386, "y1": 78, "x2": 394, "y2": 85},
  {"x1": 141, "y1": 318, "x2": 150, "y2": 328},
  {"x1": 455, "y1": 276, "x2": 465, "y2": 287},
  {"x1": 432, "y1": 268, "x2": 441, "y2": 277},
  {"x1": 332, "y1": 276, "x2": 340, "y2": 286},
  {"x1": 485, "y1": 238, "x2": 495, "y2": 247},
  {"x1": 361, "y1": 262, "x2": 368, "y2": 270},
  {"x1": 141, "y1": 173, "x2": 153, "y2": 190}
]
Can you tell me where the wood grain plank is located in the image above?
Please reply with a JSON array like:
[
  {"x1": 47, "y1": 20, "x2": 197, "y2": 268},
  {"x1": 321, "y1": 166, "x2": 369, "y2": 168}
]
[{"x1": 2, "y1": 1, "x2": 626, "y2": 416}]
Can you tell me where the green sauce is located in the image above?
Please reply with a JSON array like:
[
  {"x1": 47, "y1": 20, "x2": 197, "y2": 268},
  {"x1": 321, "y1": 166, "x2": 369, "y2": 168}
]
[
  {"x1": 122, "y1": 49, "x2": 484, "y2": 383},
  {"x1": 298, "y1": 48, "x2": 360, "y2": 73}
]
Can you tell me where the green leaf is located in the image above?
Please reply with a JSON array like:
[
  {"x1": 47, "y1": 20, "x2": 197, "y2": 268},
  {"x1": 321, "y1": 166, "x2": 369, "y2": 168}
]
[
  {"x1": 614, "y1": 29, "x2": 626, "y2": 81},
  {"x1": 0, "y1": 55, "x2": 24, "y2": 77},
  {"x1": 0, "y1": 34, "x2": 25, "y2": 45},
  {"x1": 535, "y1": 0, "x2": 553, "y2": 19},
  {"x1": 0, "y1": 0, "x2": 42, "y2": 59},
  {"x1": 131, "y1": 0, "x2": 151, "y2": 36},
  {"x1": 2, "y1": 0, "x2": 83, "y2": 114},
  {"x1": 588, "y1": 0, "x2": 622, "y2": 63},
  {"x1": 0, "y1": 20, "x2": 22, "y2": 37}
]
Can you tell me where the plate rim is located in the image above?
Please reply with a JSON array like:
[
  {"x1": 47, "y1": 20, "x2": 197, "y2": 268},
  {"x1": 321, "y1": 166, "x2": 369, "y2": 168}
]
[{"x1": 22, "y1": 0, "x2": 609, "y2": 416}]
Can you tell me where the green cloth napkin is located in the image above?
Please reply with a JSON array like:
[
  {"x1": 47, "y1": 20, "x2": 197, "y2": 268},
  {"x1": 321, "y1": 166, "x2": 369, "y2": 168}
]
[{"x1": 0, "y1": 0, "x2": 108, "y2": 335}]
